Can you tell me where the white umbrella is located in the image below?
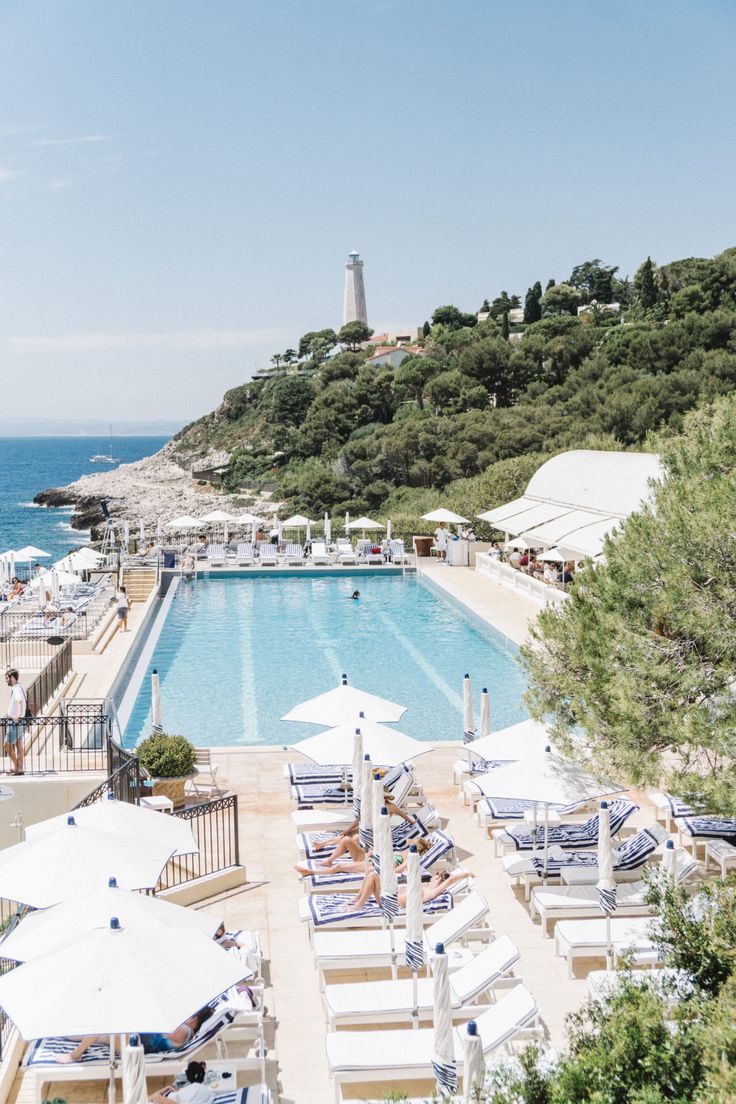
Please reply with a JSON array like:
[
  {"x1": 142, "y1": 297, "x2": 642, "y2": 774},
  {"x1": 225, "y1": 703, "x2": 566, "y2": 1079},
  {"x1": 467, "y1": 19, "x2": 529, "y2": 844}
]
[
  {"x1": 404, "y1": 845, "x2": 424, "y2": 1029},
  {"x1": 344, "y1": 511, "x2": 350, "y2": 534},
  {"x1": 8, "y1": 553, "x2": 15, "y2": 585},
  {"x1": 123, "y1": 520, "x2": 130, "y2": 549},
  {"x1": 167, "y1": 516, "x2": 200, "y2": 530},
  {"x1": 346, "y1": 516, "x2": 384, "y2": 531},
  {"x1": 234, "y1": 512, "x2": 264, "y2": 525},
  {"x1": 478, "y1": 688, "x2": 490, "y2": 739},
  {"x1": 51, "y1": 569, "x2": 60, "y2": 604},
  {"x1": 324, "y1": 512, "x2": 332, "y2": 544},
  {"x1": 13, "y1": 545, "x2": 51, "y2": 561},
  {"x1": 57, "y1": 548, "x2": 104, "y2": 573},
  {"x1": 596, "y1": 801, "x2": 617, "y2": 967},
  {"x1": 372, "y1": 771, "x2": 384, "y2": 852},
  {"x1": 386, "y1": 519, "x2": 392, "y2": 542},
  {"x1": 37, "y1": 568, "x2": 80, "y2": 591},
  {"x1": 37, "y1": 579, "x2": 47, "y2": 611},
  {"x1": 151, "y1": 669, "x2": 163, "y2": 734},
  {"x1": 462, "y1": 673, "x2": 474, "y2": 741},
  {"x1": 432, "y1": 943, "x2": 457, "y2": 1096},
  {"x1": 422, "y1": 509, "x2": 469, "y2": 525},
  {"x1": 465, "y1": 718, "x2": 553, "y2": 765},
  {"x1": 138, "y1": 519, "x2": 145, "y2": 545},
  {"x1": 539, "y1": 547, "x2": 566, "y2": 562},
  {"x1": 156, "y1": 517, "x2": 163, "y2": 544},
  {"x1": 223, "y1": 522, "x2": 229, "y2": 545},
  {"x1": 289, "y1": 715, "x2": 432, "y2": 768},
  {"x1": 282, "y1": 514, "x2": 313, "y2": 528},
  {"x1": 661, "y1": 838, "x2": 677, "y2": 885},
  {"x1": 25, "y1": 796, "x2": 197, "y2": 858},
  {"x1": 359, "y1": 753, "x2": 374, "y2": 850},
  {"x1": 504, "y1": 537, "x2": 531, "y2": 551},
  {"x1": 0, "y1": 877, "x2": 220, "y2": 962},
  {"x1": 281, "y1": 674, "x2": 406, "y2": 726},
  {"x1": 122, "y1": 1034, "x2": 147, "y2": 1104},
  {"x1": 351, "y1": 730, "x2": 363, "y2": 818},
  {"x1": 0, "y1": 817, "x2": 175, "y2": 907},
  {"x1": 200, "y1": 510, "x2": 236, "y2": 523},
  {"x1": 462, "y1": 1020, "x2": 484, "y2": 1103},
  {"x1": 377, "y1": 806, "x2": 399, "y2": 978},
  {"x1": 306, "y1": 519, "x2": 312, "y2": 543}
]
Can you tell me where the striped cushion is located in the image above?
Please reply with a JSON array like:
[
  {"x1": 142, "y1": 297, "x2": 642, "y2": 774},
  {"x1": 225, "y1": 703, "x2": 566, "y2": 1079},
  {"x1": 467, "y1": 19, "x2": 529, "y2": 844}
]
[
  {"x1": 303, "y1": 831, "x2": 454, "y2": 889},
  {"x1": 305, "y1": 890, "x2": 454, "y2": 927},
  {"x1": 504, "y1": 798, "x2": 637, "y2": 852},
  {"x1": 521, "y1": 828, "x2": 661, "y2": 877},
  {"x1": 300, "y1": 813, "x2": 429, "y2": 860},
  {"x1": 287, "y1": 764, "x2": 354, "y2": 785},
  {"x1": 677, "y1": 816, "x2": 736, "y2": 841}
]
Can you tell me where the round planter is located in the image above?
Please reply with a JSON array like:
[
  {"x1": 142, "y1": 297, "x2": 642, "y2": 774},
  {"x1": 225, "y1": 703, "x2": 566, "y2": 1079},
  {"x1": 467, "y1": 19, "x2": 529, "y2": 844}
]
[{"x1": 151, "y1": 776, "x2": 190, "y2": 809}]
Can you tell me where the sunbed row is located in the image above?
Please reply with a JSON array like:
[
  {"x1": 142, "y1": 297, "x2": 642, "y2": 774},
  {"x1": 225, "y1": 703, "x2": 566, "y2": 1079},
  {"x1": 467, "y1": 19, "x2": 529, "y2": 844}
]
[{"x1": 205, "y1": 539, "x2": 409, "y2": 567}]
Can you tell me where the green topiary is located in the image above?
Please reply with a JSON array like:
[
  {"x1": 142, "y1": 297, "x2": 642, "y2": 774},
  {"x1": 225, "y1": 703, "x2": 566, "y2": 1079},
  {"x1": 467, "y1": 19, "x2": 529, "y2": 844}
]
[{"x1": 136, "y1": 733, "x2": 196, "y2": 778}]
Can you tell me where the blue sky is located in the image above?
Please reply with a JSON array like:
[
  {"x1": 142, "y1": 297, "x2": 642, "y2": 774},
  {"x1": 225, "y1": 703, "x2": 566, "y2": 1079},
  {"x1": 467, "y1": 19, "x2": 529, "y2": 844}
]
[{"x1": 1, "y1": 0, "x2": 734, "y2": 423}]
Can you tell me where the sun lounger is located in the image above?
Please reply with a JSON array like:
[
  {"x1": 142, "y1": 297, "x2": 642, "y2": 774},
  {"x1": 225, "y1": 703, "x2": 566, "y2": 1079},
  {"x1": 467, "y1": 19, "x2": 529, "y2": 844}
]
[
  {"x1": 292, "y1": 762, "x2": 415, "y2": 810},
  {"x1": 649, "y1": 791, "x2": 695, "y2": 830},
  {"x1": 296, "y1": 805, "x2": 439, "y2": 858},
  {"x1": 255, "y1": 541, "x2": 278, "y2": 566},
  {"x1": 285, "y1": 762, "x2": 355, "y2": 785},
  {"x1": 284, "y1": 542, "x2": 305, "y2": 565},
  {"x1": 236, "y1": 542, "x2": 256, "y2": 566},
  {"x1": 323, "y1": 934, "x2": 520, "y2": 1027},
  {"x1": 554, "y1": 916, "x2": 658, "y2": 977},
  {"x1": 675, "y1": 815, "x2": 736, "y2": 853},
  {"x1": 206, "y1": 544, "x2": 227, "y2": 566},
  {"x1": 360, "y1": 543, "x2": 384, "y2": 565},
  {"x1": 310, "y1": 541, "x2": 332, "y2": 565},
  {"x1": 586, "y1": 966, "x2": 692, "y2": 1003},
  {"x1": 312, "y1": 889, "x2": 490, "y2": 986},
  {"x1": 477, "y1": 795, "x2": 568, "y2": 824},
  {"x1": 300, "y1": 829, "x2": 456, "y2": 892},
  {"x1": 325, "y1": 983, "x2": 540, "y2": 1096},
  {"x1": 530, "y1": 847, "x2": 698, "y2": 936},
  {"x1": 502, "y1": 826, "x2": 668, "y2": 898},
  {"x1": 335, "y1": 539, "x2": 357, "y2": 565},
  {"x1": 494, "y1": 798, "x2": 638, "y2": 856},
  {"x1": 298, "y1": 879, "x2": 470, "y2": 930},
  {"x1": 388, "y1": 539, "x2": 408, "y2": 564}
]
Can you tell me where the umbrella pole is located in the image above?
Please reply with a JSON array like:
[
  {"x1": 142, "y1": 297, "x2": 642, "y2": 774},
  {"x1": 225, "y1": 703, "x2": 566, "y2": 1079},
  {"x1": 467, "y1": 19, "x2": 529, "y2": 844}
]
[
  {"x1": 411, "y1": 968, "x2": 419, "y2": 1030},
  {"x1": 389, "y1": 918, "x2": 397, "y2": 980},
  {"x1": 606, "y1": 914, "x2": 613, "y2": 969},
  {"x1": 108, "y1": 1034, "x2": 116, "y2": 1104}
]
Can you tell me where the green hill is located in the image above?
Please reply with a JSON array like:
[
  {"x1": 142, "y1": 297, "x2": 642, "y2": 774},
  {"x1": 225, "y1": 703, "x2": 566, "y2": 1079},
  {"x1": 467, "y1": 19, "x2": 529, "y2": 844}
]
[{"x1": 170, "y1": 248, "x2": 736, "y2": 526}]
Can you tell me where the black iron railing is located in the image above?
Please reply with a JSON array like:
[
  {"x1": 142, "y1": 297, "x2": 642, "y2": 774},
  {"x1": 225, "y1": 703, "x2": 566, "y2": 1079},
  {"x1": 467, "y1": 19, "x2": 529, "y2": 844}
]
[
  {"x1": 0, "y1": 698, "x2": 110, "y2": 774},
  {"x1": 26, "y1": 638, "x2": 73, "y2": 714},
  {"x1": 157, "y1": 793, "x2": 240, "y2": 892}
]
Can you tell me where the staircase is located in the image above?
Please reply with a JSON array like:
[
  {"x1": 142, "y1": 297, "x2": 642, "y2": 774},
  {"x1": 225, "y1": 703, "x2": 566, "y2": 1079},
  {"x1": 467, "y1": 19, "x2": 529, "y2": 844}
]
[{"x1": 121, "y1": 564, "x2": 158, "y2": 603}]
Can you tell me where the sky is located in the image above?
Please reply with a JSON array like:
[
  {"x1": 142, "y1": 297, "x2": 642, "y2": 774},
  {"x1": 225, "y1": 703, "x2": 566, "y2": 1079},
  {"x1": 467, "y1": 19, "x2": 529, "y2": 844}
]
[{"x1": 1, "y1": 0, "x2": 734, "y2": 425}]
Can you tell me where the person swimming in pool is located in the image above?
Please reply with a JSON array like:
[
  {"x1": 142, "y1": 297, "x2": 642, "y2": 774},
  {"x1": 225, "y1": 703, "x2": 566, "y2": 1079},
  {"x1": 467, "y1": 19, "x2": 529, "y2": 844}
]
[{"x1": 350, "y1": 590, "x2": 360, "y2": 600}]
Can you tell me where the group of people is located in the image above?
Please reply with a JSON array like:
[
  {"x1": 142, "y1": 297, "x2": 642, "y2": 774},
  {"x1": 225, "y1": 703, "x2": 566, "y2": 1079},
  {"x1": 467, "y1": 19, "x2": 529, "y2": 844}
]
[
  {"x1": 432, "y1": 523, "x2": 476, "y2": 559},
  {"x1": 489, "y1": 542, "x2": 575, "y2": 586}
]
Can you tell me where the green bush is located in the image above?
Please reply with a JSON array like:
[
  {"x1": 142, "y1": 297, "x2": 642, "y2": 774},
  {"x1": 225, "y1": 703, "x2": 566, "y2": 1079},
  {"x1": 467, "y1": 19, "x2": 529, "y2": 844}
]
[{"x1": 136, "y1": 733, "x2": 196, "y2": 778}]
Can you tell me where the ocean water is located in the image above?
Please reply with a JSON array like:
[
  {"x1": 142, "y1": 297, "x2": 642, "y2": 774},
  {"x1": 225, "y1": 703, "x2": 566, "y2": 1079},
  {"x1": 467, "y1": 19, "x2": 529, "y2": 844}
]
[
  {"x1": 0, "y1": 436, "x2": 169, "y2": 561},
  {"x1": 122, "y1": 573, "x2": 528, "y2": 747}
]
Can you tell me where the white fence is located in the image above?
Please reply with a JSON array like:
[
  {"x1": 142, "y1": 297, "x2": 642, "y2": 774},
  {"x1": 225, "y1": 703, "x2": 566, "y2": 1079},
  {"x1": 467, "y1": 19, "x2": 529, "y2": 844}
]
[{"x1": 475, "y1": 554, "x2": 568, "y2": 607}]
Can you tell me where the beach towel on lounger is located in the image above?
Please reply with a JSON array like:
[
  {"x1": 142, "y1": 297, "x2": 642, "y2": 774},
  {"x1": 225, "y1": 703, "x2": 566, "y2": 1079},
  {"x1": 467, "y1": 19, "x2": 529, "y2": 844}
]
[
  {"x1": 287, "y1": 763, "x2": 354, "y2": 785},
  {"x1": 677, "y1": 815, "x2": 736, "y2": 846},
  {"x1": 299, "y1": 811, "x2": 431, "y2": 860},
  {"x1": 302, "y1": 831, "x2": 454, "y2": 889},
  {"x1": 504, "y1": 827, "x2": 664, "y2": 879},
  {"x1": 501, "y1": 798, "x2": 637, "y2": 852},
  {"x1": 303, "y1": 889, "x2": 454, "y2": 927},
  {"x1": 293, "y1": 763, "x2": 408, "y2": 809}
]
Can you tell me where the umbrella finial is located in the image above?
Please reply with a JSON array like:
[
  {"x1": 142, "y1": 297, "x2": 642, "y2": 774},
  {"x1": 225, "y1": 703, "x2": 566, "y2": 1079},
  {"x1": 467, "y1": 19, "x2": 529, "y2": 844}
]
[
  {"x1": 435, "y1": 942, "x2": 445, "y2": 955},
  {"x1": 409, "y1": 844, "x2": 417, "y2": 853},
  {"x1": 108, "y1": 877, "x2": 118, "y2": 887},
  {"x1": 544, "y1": 745, "x2": 552, "y2": 753},
  {"x1": 66, "y1": 815, "x2": 76, "y2": 826},
  {"x1": 129, "y1": 1034, "x2": 139, "y2": 1046},
  {"x1": 464, "y1": 673, "x2": 469, "y2": 680},
  {"x1": 482, "y1": 687, "x2": 487, "y2": 693},
  {"x1": 359, "y1": 710, "x2": 365, "y2": 718},
  {"x1": 341, "y1": 673, "x2": 348, "y2": 685},
  {"x1": 107, "y1": 791, "x2": 115, "y2": 800},
  {"x1": 380, "y1": 806, "x2": 388, "y2": 815},
  {"x1": 600, "y1": 800, "x2": 608, "y2": 809},
  {"x1": 110, "y1": 917, "x2": 121, "y2": 930},
  {"x1": 355, "y1": 728, "x2": 361, "y2": 735},
  {"x1": 467, "y1": 1020, "x2": 478, "y2": 1036},
  {"x1": 152, "y1": 668, "x2": 158, "y2": 675},
  {"x1": 364, "y1": 753, "x2": 370, "y2": 760},
  {"x1": 665, "y1": 839, "x2": 675, "y2": 849}
]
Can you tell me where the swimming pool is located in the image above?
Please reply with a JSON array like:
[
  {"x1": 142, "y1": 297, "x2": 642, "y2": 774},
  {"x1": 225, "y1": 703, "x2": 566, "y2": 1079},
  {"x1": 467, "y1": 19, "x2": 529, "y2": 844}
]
[{"x1": 121, "y1": 572, "x2": 528, "y2": 748}]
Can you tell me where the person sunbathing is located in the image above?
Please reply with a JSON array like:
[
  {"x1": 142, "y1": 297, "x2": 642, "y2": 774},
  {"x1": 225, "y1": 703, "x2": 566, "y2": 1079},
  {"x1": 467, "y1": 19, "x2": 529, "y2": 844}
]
[
  {"x1": 295, "y1": 834, "x2": 430, "y2": 878},
  {"x1": 149, "y1": 1059, "x2": 212, "y2": 1104},
  {"x1": 310, "y1": 790, "x2": 416, "y2": 853},
  {"x1": 9, "y1": 578, "x2": 25, "y2": 598},
  {"x1": 342, "y1": 867, "x2": 469, "y2": 913},
  {"x1": 56, "y1": 1005, "x2": 214, "y2": 1063}
]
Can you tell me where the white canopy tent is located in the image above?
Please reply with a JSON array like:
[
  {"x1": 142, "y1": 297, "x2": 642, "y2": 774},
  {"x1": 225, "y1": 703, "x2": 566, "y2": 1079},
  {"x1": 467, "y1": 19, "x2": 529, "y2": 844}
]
[
  {"x1": 421, "y1": 509, "x2": 469, "y2": 525},
  {"x1": 13, "y1": 546, "x2": 51, "y2": 562}
]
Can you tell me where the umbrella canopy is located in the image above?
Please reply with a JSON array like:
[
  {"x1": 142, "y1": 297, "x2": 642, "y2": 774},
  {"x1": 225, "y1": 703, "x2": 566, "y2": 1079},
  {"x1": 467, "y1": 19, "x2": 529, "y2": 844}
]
[
  {"x1": 478, "y1": 689, "x2": 490, "y2": 739},
  {"x1": 0, "y1": 921, "x2": 247, "y2": 1038},
  {"x1": 463, "y1": 674, "x2": 474, "y2": 739},
  {"x1": 0, "y1": 879, "x2": 221, "y2": 963},
  {"x1": 432, "y1": 943, "x2": 458, "y2": 1095},
  {"x1": 122, "y1": 1035, "x2": 147, "y2": 1104},
  {"x1": 539, "y1": 547, "x2": 566, "y2": 562},
  {"x1": 281, "y1": 675, "x2": 406, "y2": 726},
  {"x1": 13, "y1": 545, "x2": 51, "y2": 561},
  {"x1": 37, "y1": 568, "x2": 81, "y2": 589},
  {"x1": 377, "y1": 807, "x2": 399, "y2": 922},
  {"x1": 167, "y1": 516, "x2": 201, "y2": 529},
  {"x1": 150, "y1": 669, "x2": 163, "y2": 734},
  {"x1": 346, "y1": 516, "x2": 384, "y2": 530},
  {"x1": 234, "y1": 513, "x2": 265, "y2": 525},
  {"x1": 462, "y1": 1021, "x2": 484, "y2": 1103},
  {"x1": 25, "y1": 796, "x2": 197, "y2": 859},
  {"x1": 469, "y1": 747, "x2": 622, "y2": 806},
  {"x1": 0, "y1": 819, "x2": 175, "y2": 907},
  {"x1": 466, "y1": 718, "x2": 553, "y2": 766},
  {"x1": 404, "y1": 846, "x2": 424, "y2": 973},
  {"x1": 281, "y1": 514, "x2": 314, "y2": 527},
  {"x1": 422, "y1": 509, "x2": 469, "y2": 524},
  {"x1": 504, "y1": 537, "x2": 532, "y2": 551},
  {"x1": 200, "y1": 510, "x2": 236, "y2": 523},
  {"x1": 57, "y1": 548, "x2": 105, "y2": 573},
  {"x1": 661, "y1": 839, "x2": 677, "y2": 884},
  {"x1": 289, "y1": 716, "x2": 431, "y2": 768}
]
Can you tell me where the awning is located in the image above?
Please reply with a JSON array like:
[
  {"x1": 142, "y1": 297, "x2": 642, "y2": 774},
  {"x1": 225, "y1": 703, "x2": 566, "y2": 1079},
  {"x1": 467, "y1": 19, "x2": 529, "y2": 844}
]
[
  {"x1": 519, "y1": 509, "x2": 611, "y2": 546},
  {"x1": 476, "y1": 497, "x2": 539, "y2": 525},
  {"x1": 557, "y1": 518, "x2": 622, "y2": 559},
  {"x1": 502, "y1": 502, "x2": 576, "y2": 536}
]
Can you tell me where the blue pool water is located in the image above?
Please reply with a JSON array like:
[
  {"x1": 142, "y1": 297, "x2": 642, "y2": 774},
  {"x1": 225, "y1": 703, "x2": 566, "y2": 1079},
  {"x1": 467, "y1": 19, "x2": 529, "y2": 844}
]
[{"x1": 122, "y1": 573, "x2": 528, "y2": 748}]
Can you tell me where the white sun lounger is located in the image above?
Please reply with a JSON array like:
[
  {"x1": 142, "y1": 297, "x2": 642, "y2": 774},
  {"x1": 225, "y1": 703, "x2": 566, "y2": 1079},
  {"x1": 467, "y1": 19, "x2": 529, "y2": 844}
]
[
  {"x1": 310, "y1": 541, "x2": 332, "y2": 565},
  {"x1": 255, "y1": 542, "x2": 278, "y2": 566},
  {"x1": 236, "y1": 542, "x2": 256, "y2": 565},
  {"x1": 206, "y1": 543, "x2": 227, "y2": 566},
  {"x1": 335, "y1": 540, "x2": 357, "y2": 565},
  {"x1": 296, "y1": 804, "x2": 439, "y2": 857},
  {"x1": 284, "y1": 542, "x2": 305, "y2": 565},
  {"x1": 530, "y1": 846, "x2": 697, "y2": 935},
  {"x1": 323, "y1": 934, "x2": 520, "y2": 1027},
  {"x1": 325, "y1": 984, "x2": 540, "y2": 1100},
  {"x1": 312, "y1": 889, "x2": 490, "y2": 988},
  {"x1": 298, "y1": 879, "x2": 470, "y2": 931},
  {"x1": 554, "y1": 916, "x2": 658, "y2": 977}
]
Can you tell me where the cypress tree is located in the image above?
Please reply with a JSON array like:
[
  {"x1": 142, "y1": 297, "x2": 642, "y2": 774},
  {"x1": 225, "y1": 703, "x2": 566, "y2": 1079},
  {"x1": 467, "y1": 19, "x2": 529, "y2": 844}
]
[
  {"x1": 501, "y1": 311, "x2": 510, "y2": 339},
  {"x1": 422, "y1": 320, "x2": 431, "y2": 338},
  {"x1": 524, "y1": 285, "x2": 542, "y2": 324},
  {"x1": 640, "y1": 257, "x2": 657, "y2": 310},
  {"x1": 545, "y1": 278, "x2": 556, "y2": 291}
]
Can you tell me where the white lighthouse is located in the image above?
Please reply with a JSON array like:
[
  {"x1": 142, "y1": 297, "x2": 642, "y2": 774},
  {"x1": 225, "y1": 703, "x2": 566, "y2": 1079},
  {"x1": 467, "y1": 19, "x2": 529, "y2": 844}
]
[{"x1": 342, "y1": 251, "x2": 368, "y2": 326}]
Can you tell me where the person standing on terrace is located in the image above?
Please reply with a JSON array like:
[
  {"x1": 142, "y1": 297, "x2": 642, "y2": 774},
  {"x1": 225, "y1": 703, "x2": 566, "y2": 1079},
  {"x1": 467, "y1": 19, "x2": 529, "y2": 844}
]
[{"x1": 4, "y1": 667, "x2": 26, "y2": 775}]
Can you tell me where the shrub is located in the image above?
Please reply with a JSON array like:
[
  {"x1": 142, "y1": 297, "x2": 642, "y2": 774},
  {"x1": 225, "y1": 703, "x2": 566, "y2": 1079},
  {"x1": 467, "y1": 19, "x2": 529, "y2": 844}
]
[{"x1": 136, "y1": 733, "x2": 196, "y2": 778}]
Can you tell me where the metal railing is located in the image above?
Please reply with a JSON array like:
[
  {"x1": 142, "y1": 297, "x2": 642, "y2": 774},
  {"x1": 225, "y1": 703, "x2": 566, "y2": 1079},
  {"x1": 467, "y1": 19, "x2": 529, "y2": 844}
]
[
  {"x1": 157, "y1": 793, "x2": 240, "y2": 892},
  {"x1": 0, "y1": 607, "x2": 92, "y2": 641},
  {"x1": 0, "y1": 698, "x2": 110, "y2": 774},
  {"x1": 26, "y1": 638, "x2": 73, "y2": 714}
]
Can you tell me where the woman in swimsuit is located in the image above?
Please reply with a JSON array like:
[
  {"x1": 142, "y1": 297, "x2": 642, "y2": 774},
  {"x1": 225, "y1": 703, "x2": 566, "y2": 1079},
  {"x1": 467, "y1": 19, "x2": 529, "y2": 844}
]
[
  {"x1": 56, "y1": 1006, "x2": 214, "y2": 1064},
  {"x1": 295, "y1": 834, "x2": 430, "y2": 878}
]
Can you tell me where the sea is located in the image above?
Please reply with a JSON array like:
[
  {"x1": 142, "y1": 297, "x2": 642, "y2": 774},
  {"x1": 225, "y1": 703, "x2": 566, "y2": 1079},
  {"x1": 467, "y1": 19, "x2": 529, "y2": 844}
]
[{"x1": 0, "y1": 436, "x2": 170, "y2": 561}]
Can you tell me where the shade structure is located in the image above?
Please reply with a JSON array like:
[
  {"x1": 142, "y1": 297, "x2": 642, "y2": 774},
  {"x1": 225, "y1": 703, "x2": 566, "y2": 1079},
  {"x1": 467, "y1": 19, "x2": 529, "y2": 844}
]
[
  {"x1": 0, "y1": 879, "x2": 221, "y2": 963},
  {"x1": 289, "y1": 716, "x2": 432, "y2": 768},
  {"x1": 344, "y1": 511, "x2": 350, "y2": 534},
  {"x1": 156, "y1": 517, "x2": 163, "y2": 543},
  {"x1": 538, "y1": 547, "x2": 566, "y2": 562},
  {"x1": 386, "y1": 519, "x2": 392, "y2": 541},
  {"x1": 478, "y1": 689, "x2": 490, "y2": 739},
  {"x1": 465, "y1": 718, "x2": 554, "y2": 767},
  {"x1": 351, "y1": 731, "x2": 364, "y2": 818},
  {"x1": 468, "y1": 748, "x2": 622, "y2": 807},
  {"x1": 421, "y1": 509, "x2": 469, "y2": 525},
  {"x1": 0, "y1": 819, "x2": 175, "y2": 907},
  {"x1": 281, "y1": 675, "x2": 406, "y2": 726},
  {"x1": 122, "y1": 1035, "x2": 147, "y2": 1104},
  {"x1": 404, "y1": 845, "x2": 424, "y2": 1029},
  {"x1": 432, "y1": 943, "x2": 457, "y2": 1095},
  {"x1": 138, "y1": 519, "x2": 145, "y2": 544},
  {"x1": 661, "y1": 839, "x2": 677, "y2": 884},
  {"x1": 167, "y1": 516, "x2": 200, "y2": 529},
  {"x1": 377, "y1": 807, "x2": 399, "y2": 921},
  {"x1": 234, "y1": 512, "x2": 265, "y2": 525},
  {"x1": 25, "y1": 796, "x2": 197, "y2": 859},
  {"x1": 324, "y1": 513, "x2": 332, "y2": 544},
  {"x1": 281, "y1": 514, "x2": 314, "y2": 528},
  {"x1": 596, "y1": 802, "x2": 617, "y2": 965},
  {"x1": 200, "y1": 510, "x2": 236, "y2": 523},
  {"x1": 37, "y1": 568, "x2": 81, "y2": 589},
  {"x1": 0, "y1": 921, "x2": 247, "y2": 1039},
  {"x1": 462, "y1": 1021, "x2": 484, "y2": 1103},
  {"x1": 57, "y1": 548, "x2": 105, "y2": 573},
  {"x1": 462, "y1": 674, "x2": 474, "y2": 740},
  {"x1": 359, "y1": 753, "x2": 373, "y2": 850},
  {"x1": 346, "y1": 516, "x2": 384, "y2": 530},
  {"x1": 13, "y1": 545, "x2": 51, "y2": 561},
  {"x1": 503, "y1": 537, "x2": 532, "y2": 551},
  {"x1": 123, "y1": 521, "x2": 130, "y2": 547},
  {"x1": 150, "y1": 669, "x2": 163, "y2": 733}
]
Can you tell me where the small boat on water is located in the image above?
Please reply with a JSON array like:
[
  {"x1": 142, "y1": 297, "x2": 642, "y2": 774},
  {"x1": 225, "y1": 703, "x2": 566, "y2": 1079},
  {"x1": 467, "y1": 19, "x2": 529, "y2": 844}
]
[{"x1": 89, "y1": 426, "x2": 119, "y2": 464}]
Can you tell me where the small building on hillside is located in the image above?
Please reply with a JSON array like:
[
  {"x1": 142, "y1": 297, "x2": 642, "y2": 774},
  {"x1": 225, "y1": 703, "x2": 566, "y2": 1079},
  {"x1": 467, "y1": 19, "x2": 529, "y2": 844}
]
[
  {"x1": 191, "y1": 464, "x2": 229, "y2": 488},
  {"x1": 577, "y1": 300, "x2": 621, "y2": 317},
  {"x1": 365, "y1": 345, "x2": 422, "y2": 369},
  {"x1": 369, "y1": 328, "x2": 422, "y2": 346}
]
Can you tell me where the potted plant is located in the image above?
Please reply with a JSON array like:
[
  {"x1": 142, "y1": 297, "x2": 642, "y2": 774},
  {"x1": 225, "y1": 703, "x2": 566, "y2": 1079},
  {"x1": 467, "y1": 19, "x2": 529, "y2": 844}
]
[{"x1": 136, "y1": 733, "x2": 196, "y2": 809}]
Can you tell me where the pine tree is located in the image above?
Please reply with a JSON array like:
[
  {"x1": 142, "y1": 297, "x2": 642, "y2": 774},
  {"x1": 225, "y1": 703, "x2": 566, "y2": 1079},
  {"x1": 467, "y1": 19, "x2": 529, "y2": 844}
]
[
  {"x1": 545, "y1": 278, "x2": 556, "y2": 291},
  {"x1": 640, "y1": 257, "x2": 657, "y2": 309}
]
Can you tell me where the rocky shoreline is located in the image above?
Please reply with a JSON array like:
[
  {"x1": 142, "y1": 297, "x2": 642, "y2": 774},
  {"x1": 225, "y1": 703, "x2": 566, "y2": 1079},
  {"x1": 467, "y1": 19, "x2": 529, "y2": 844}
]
[{"x1": 33, "y1": 442, "x2": 267, "y2": 538}]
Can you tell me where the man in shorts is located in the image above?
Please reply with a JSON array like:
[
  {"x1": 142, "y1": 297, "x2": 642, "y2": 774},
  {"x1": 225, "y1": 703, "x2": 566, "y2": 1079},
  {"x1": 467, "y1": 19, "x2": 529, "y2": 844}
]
[{"x1": 4, "y1": 667, "x2": 26, "y2": 775}]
